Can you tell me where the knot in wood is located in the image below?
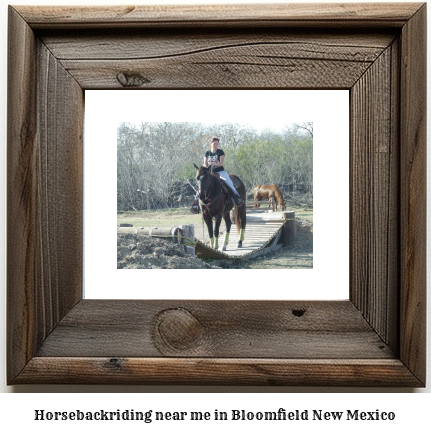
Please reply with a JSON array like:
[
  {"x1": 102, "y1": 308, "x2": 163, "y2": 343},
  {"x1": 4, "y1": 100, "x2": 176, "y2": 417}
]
[
  {"x1": 116, "y1": 71, "x2": 150, "y2": 87},
  {"x1": 155, "y1": 308, "x2": 203, "y2": 351},
  {"x1": 108, "y1": 358, "x2": 123, "y2": 369},
  {"x1": 292, "y1": 308, "x2": 306, "y2": 317}
]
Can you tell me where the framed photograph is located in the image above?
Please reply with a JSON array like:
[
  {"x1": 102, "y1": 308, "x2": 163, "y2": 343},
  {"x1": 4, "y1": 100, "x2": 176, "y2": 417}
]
[
  {"x1": 7, "y1": 3, "x2": 426, "y2": 386},
  {"x1": 84, "y1": 89, "x2": 349, "y2": 300}
]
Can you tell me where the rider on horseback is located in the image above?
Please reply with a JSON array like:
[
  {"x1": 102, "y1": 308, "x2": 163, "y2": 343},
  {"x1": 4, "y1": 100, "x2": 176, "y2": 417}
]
[{"x1": 204, "y1": 137, "x2": 244, "y2": 207}]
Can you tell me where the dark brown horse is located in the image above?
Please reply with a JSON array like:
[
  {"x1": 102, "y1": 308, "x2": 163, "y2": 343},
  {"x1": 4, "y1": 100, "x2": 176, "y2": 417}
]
[
  {"x1": 254, "y1": 184, "x2": 286, "y2": 211},
  {"x1": 194, "y1": 164, "x2": 246, "y2": 250}
]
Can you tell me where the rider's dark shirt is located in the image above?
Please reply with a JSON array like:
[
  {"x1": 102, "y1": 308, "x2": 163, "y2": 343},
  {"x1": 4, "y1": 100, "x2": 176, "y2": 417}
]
[{"x1": 205, "y1": 149, "x2": 225, "y2": 173}]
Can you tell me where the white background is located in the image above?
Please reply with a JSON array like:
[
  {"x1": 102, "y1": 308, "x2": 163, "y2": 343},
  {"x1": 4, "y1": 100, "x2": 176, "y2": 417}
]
[
  {"x1": 0, "y1": 0, "x2": 429, "y2": 423},
  {"x1": 84, "y1": 90, "x2": 349, "y2": 300}
]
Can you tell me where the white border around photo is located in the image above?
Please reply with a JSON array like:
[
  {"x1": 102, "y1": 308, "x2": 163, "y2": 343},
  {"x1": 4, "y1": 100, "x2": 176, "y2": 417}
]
[{"x1": 84, "y1": 90, "x2": 349, "y2": 300}]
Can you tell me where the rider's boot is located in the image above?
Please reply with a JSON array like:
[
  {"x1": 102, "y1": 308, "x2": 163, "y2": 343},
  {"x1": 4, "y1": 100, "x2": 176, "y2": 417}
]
[{"x1": 231, "y1": 194, "x2": 244, "y2": 207}]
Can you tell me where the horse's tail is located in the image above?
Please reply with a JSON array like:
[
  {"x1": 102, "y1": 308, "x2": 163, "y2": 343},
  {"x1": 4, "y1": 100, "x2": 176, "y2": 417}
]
[
  {"x1": 234, "y1": 180, "x2": 247, "y2": 234},
  {"x1": 234, "y1": 204, "x2": 247, "y2": 234}
]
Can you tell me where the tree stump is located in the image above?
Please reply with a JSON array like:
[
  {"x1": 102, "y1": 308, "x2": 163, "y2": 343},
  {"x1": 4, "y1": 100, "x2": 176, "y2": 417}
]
[
  {"x1": 179, "y1": 224, "x2": 195, "y2": 257},
  {"x1": 282, "y1": 211, "x2": 296, "y2": 246}
]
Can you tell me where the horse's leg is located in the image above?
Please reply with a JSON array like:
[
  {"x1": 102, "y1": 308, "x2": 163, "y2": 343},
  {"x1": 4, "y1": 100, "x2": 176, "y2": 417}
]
[
  {"x1": 203, "y1": 211, "x2": 214, "y2": 247},
  {"x1": 273, "y1": 193, "x2": 279, "y2": 211},
  {"x1": 220, "y1": 212, "x2": 232, "y2": 251},
  {"x1": 254, "y1": 191, "x2": 261, "y2": 208},
  {"x1": 272, "y1": 194, "x2": 279, "y2": 211},
  {"x1": 237, "y1": 223, "x2": 245, "y2": 248},
  {"x1": 213, "y1": 212, "x2": 223, "y2": 249}
]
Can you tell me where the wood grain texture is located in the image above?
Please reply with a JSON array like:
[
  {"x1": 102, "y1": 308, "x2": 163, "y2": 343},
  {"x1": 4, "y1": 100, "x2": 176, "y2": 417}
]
[
  {"x1": 399, "y1": 3, "x2": 427, "y2": 385},
  {"x1": 7, "y1": 6, "x2": 83, "y2": 382},
  {"x1": 36, "y1": 300, "x2": 393, "y2": 359},
  {"x1": 41, "y1": 31, "x2": 394, "y2": 89},
  {"x1": 7, "y1": 6, "x2": 38, "y2": 381},
  {"x1": 35, "y1": 40, "x2": 84, "y2": 334},
  {"x1": 15, "y1": 3, "x2": 423, "y2": 29},
  {"x1": 350, "y1": 43, "x2": 399, "y2": 348},
  {"x1": 7, "y1": 3, "x2": 426, "y2": 386},
  {"x1": 15, "y1": 358, "x2": 422, "y2": 386}
]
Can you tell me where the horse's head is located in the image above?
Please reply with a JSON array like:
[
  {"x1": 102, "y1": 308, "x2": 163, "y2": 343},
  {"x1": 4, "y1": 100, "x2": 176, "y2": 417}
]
[{"x1": 193, "y1": 163, "x2": 212, "y2": 200}]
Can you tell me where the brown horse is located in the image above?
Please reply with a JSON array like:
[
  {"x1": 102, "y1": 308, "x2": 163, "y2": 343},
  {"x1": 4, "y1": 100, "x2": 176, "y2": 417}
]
[
  {"x1": 254, "y1": 184, "x2": 286, "y2": 211},
  {"x1": 194, "y1": 164, "x2": 246, "y2": 250}
]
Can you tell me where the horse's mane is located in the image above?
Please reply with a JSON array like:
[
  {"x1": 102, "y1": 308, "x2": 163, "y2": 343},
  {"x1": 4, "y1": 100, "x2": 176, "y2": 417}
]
[{"x1": 272, "y1": 185, "x2": 285, "y2": 208}]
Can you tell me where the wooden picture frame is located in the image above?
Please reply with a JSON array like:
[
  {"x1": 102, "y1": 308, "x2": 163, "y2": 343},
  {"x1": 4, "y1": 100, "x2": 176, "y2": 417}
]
[{"x1": 7, "y1": 3, "x2": 426, "y2": 386}]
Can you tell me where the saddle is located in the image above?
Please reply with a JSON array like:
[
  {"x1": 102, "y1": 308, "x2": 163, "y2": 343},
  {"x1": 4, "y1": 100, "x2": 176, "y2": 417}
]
[
  {"x1": 212, "y1": 172, "x2": 229, "y2": 194},
  {"x1": 211, "y1": 172, "x2": 241, "y2": 194}
]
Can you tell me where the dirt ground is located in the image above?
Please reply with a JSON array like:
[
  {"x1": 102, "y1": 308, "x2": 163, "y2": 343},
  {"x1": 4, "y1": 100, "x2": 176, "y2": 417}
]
[
  {"x1": 118, "y1": 216, "x2": 313, "y2": 270},
  {"x1": 217, "y1": 218, "x2": 313, "y2": 269},
  {"x1": 117, "y1": 234, "x2": 221, "y2": 269}
]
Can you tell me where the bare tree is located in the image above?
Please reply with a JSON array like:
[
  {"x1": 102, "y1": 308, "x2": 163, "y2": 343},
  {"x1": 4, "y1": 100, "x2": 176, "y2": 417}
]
[
  {"x1": 117, "y1": 121, "x2": 313, "y2": 210},
  {"x1": 295, "y1": 122, "x2": 313, "y2": 138}
]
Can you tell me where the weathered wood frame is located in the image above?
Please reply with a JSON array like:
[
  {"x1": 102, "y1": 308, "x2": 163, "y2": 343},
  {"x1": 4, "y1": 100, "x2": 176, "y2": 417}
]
[{"x1": 7, "y1": 3, "x2": 426, "y2": 386}]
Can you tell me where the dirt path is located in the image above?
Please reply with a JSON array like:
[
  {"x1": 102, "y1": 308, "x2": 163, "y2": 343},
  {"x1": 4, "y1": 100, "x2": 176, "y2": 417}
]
[{"x1": 117, "y1": 215, "x2": 312, "y2": 270}]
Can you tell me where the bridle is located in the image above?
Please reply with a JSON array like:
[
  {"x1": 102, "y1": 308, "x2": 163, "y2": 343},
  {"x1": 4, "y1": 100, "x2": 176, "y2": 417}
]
[
  {"x1": 197, "y1": 169, "x2": 212, "y2": 201},
  {"x1": 197, "y1": 169, "x2": 223, "y2": 216}
]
